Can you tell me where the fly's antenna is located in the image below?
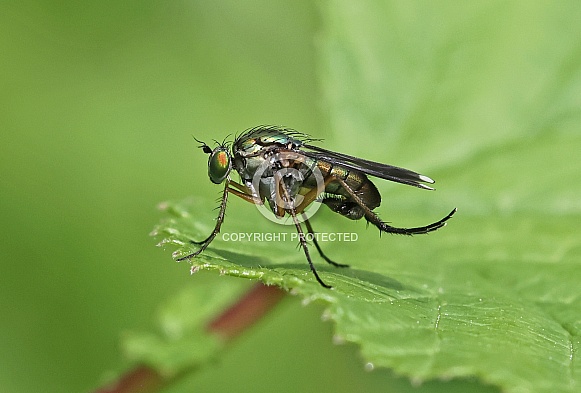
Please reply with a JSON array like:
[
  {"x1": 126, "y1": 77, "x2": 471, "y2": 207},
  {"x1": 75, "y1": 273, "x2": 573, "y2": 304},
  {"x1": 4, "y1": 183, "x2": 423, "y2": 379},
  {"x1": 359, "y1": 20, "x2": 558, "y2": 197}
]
[{"x1": 193, "y1": 136, "x2": 212, "y2": 154}]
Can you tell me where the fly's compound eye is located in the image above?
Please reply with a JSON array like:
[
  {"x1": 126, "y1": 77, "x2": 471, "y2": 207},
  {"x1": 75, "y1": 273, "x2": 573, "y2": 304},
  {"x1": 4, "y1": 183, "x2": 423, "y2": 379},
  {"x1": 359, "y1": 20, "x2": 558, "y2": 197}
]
[{"x1": 208, "y1": 148, "x2": 231, "y2": 184}]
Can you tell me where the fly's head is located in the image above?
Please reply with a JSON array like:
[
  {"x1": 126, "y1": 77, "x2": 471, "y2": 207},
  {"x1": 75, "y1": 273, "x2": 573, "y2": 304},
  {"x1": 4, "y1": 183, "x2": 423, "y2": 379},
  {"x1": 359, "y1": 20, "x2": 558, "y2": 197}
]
[{"x1": 195, "y1": 138, "x2": 232, "y2": 184}]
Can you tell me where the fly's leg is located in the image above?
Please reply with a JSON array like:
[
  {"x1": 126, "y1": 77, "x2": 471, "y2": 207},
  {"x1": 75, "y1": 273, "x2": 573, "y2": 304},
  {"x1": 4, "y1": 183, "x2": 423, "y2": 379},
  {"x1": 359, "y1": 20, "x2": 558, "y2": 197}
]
[
  {"x1": 303, "y1": 217, "x2": 349, "y2": 268},
  {"x1": 278, "y1": 179, "x2": 332, "y2": 288},
  {"x1": 176, "y1": 180, "x2": 230, "y2": 261},
  {"x1": 290, "y1": 209, "x2": 331, "y2": 288},
  {"x1": 293, "y1": 174, "x2": 336, "y2": 214},
  {"x1": 228, "y1": 181, "x2": 263, "y2": 205},
  {"x1": 371, "y1": 207, "x2": 457, "y2": 234},
  {"x1": 176, "y1": 180, "x2": 260, "y2": 261},
  {"x1": 332, "y1": 176, "x2": 456, "y2": 235},
  {"x1": 294, "y1": 175, "x2": 349, "y2": 267}
]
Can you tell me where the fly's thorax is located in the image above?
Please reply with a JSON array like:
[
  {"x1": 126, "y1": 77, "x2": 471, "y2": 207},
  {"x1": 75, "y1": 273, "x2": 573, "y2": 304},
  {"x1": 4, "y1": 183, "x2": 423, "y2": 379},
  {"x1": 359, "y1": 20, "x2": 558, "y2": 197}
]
[
  {"x1": 233, "y1": 153, "x2": 267, "y2": 182},
  {"x1": 264, "y1": 154, "x2": 311, "y2": 194},
  {"x1": 234, "y1": 147, "x2": 323, "y2": 218},
  {"x1": 233, "y1": 127, "x2": 304, "y2": 157},
  {"x1": 232, "y1": 126, "x2": 307, "y2": 183}
]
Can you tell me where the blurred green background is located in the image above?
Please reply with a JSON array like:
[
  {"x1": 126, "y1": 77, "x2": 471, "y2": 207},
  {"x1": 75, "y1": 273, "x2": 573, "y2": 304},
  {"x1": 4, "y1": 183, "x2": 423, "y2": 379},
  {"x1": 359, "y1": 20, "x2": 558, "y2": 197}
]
[
  {"x1": 4, "y1": 1, "x2": 578, "y2": 393},
  {"x1": 0, "y1": 1, "x2": 320, "y2": 391},
  {"x1": 0, "y1": 1, "x2": 424, "y2": 392}
]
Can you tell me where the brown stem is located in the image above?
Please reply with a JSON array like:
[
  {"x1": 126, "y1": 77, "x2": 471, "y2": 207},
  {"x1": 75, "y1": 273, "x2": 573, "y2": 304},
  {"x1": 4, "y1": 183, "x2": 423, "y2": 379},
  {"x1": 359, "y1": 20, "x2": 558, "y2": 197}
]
[
  {"x1": 208, "y1": 283, "x2": 286, "y2": 341},
  {"x1": 94, "y1": 366, "x2": 162, "y2": 393},
  {"x1": 92, "y1": 283, "x2": 286, "y2": 393}
]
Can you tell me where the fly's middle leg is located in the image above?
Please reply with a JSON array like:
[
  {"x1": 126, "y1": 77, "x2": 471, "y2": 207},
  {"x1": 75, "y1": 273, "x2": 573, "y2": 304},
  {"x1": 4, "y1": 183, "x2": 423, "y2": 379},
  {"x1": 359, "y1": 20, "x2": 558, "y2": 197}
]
[
  {"x1": 278, "y1": 179, "x2": 332, "y2": 288},
  {"x1": 303, "y1": 216, "x2": 349, "y2": 268}
]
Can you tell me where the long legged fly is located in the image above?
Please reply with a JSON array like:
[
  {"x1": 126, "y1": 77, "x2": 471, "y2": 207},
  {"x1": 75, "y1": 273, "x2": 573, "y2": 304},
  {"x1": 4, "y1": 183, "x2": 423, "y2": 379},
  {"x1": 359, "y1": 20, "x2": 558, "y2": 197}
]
[{"x1": 177, "y1": 125, "x2": 456, "y2": 288}]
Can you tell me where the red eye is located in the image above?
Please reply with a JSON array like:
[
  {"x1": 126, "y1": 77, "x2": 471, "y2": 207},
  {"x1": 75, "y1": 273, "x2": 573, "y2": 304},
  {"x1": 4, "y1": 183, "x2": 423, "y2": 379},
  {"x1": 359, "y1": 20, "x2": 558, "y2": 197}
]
[{"x1": 217, "y1": 151, "x2": 228, "y2": 167}]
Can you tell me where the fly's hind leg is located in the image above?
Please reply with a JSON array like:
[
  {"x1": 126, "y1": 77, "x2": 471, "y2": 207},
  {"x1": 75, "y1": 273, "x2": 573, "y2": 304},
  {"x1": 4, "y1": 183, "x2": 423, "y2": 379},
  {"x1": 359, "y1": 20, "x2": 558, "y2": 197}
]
[
  {"x1": 368, "y1": 208, "x2": 457, "y2": 235},
  {"x1": 331, "y1": 176, "x2": 457, "y2": 235},
  {"x1": 303, "y1": 216, "x2": 349, "y2": 268}
]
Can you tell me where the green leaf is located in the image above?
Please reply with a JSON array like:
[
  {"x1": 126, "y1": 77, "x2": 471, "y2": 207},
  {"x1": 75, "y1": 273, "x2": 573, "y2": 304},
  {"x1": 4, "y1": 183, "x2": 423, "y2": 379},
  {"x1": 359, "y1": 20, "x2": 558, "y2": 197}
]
[
  {"x1": 152, "y1": 2, "x2": 581, "y2": 392},
  {"x1": 122, "y1": 273, "x2": 251, "y2": 376}
]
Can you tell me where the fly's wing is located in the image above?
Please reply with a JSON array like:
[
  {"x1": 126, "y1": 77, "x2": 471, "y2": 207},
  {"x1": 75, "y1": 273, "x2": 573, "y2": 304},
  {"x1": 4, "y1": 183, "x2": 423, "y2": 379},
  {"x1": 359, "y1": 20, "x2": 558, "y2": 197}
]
[{"x1": 302, "y1": 144, "x2": 435, "y2": 190}]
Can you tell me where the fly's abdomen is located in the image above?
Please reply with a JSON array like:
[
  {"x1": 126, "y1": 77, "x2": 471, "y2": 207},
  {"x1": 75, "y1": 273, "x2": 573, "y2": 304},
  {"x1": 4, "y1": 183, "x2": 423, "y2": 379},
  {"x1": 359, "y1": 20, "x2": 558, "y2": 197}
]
[{"x1": 308, "y1": 161, "x2": 381, "y2": 220}]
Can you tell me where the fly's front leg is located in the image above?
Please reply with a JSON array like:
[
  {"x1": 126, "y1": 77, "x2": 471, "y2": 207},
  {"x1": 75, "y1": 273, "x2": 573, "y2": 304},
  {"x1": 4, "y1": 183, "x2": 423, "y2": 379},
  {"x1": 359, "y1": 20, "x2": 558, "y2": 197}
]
[
  {"x1": 176, "y1": 179, "x2": 262, "y2": 261},
  {"x1": 176, "y1": 179, "x2": 231, "y2": 261},
  {"x1": 303, "y1": 216, "x2": 349, "y2": 268},
  {"x1": 228, "y1": 180, "x2": 263, "y2": 205}
]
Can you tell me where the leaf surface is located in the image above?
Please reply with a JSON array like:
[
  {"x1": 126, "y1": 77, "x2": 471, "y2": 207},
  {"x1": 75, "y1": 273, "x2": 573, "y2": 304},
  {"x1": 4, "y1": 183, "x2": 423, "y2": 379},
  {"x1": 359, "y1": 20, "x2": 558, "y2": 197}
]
[{"x1": 151, "y1": 2, "x2": 581, "y2": 392}]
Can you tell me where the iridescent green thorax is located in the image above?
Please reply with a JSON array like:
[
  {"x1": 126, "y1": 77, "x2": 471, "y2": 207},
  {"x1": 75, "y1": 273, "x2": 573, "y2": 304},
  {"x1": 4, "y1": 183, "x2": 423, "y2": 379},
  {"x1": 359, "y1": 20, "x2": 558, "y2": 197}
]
[
  {"x1": 232, "y1": 126, "x2": 309, "y2": 157},
  {"x1": 231, "y1": 126, "x2": 309, "y2": 184},
  {"x1": 228, "y1": 126, "x2": 318, "y2": 215}
]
